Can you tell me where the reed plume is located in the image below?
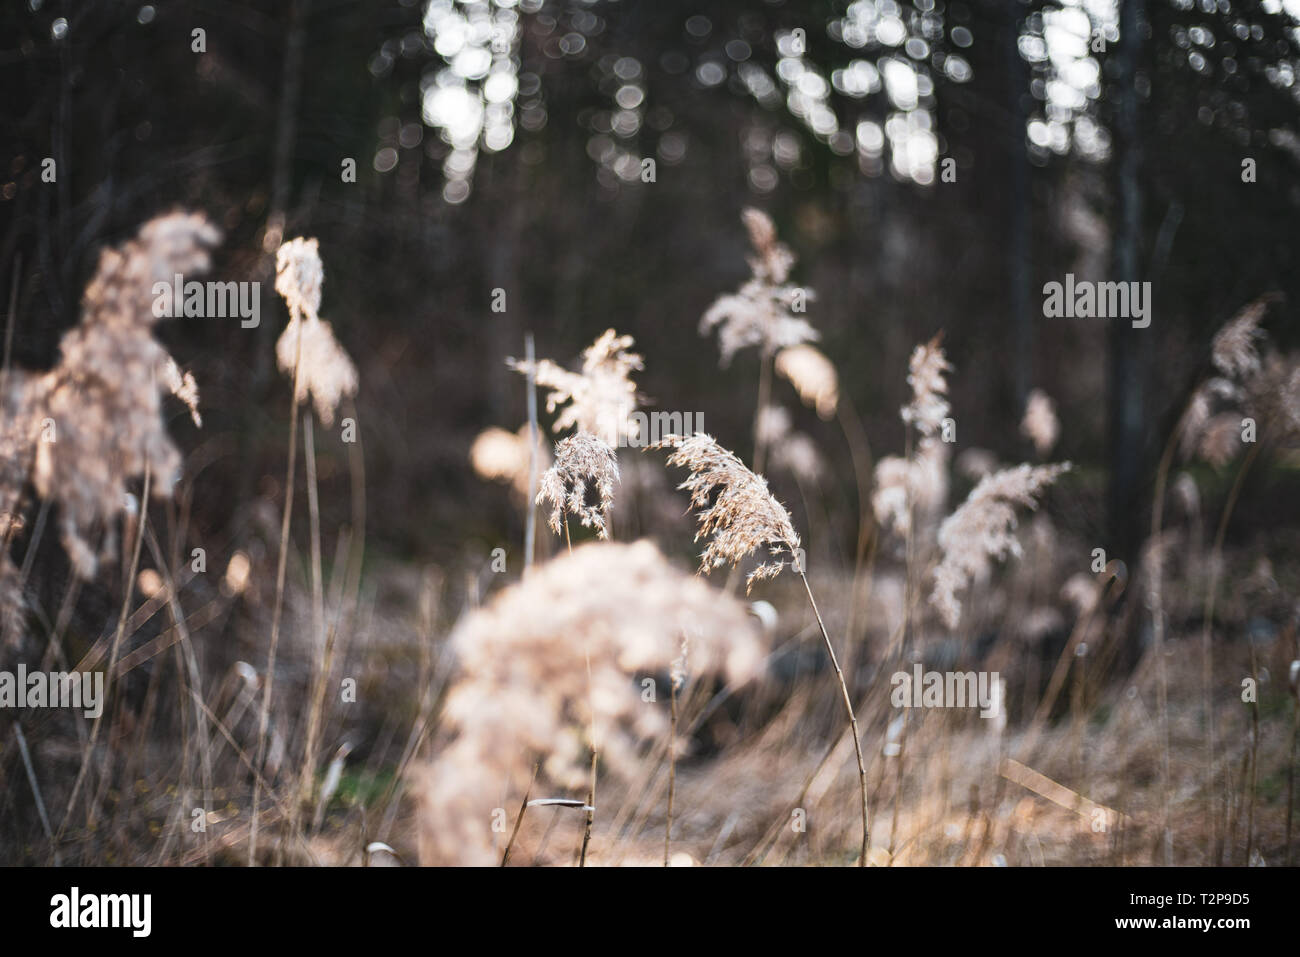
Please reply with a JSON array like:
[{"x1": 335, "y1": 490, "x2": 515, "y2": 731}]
[
  {"x1": 702, "y1": 209, "x2": 819, "y2": 475},
  {"x1": 1178, "y1": 294, "x2": 1292, "y2": 464},
  {"x1": 651, "y1": 431, "x2": 870, "y2": 865},
  {"x1": 471, "y1": 424, "x2": 551, "y2": 500},
  {"x1": 26, "y1": 211, "x2": 215, "y2": 578},
  {"x1": 899, "y1": 334, "x2": 951, "y2": 441},
  {"x1": 1211, "y1": 297, "x2": 1269, "y2": 380},
  {"x1": 273, "y1": 237, "x2": 358, "y2": 426},
  {"x1": 872, "y1": 335, "x2": 952, "y2": 539},
  {"x1": 700, "y1": 209, "x2": 818, "y2": 368},
  {"x1": 413, "y1": 540, "x2": 764, "y2": 865},
  {"x1": 509, "y1": 328, "x2": 643, "y2": 446},
  {"x1": 650, "y1": 432, "x2": 800, "y2": 589},
  {"x1": 1020, "y1": 389, "x2": 1059, "y2": 457},
  {"x1": 775, "y1": 343, "x2": 839, "y2": 420},
  {"x1": 930, "y1": 463, "x2": 1070, "y2": 629},
  {"x1": 536, "y1": 430, "x2": 620, "y2": 541}
]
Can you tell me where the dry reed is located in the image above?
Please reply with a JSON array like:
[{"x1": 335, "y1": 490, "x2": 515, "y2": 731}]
[{"x1": 651, "y1": 431, "x2": 870, "y2": 864}]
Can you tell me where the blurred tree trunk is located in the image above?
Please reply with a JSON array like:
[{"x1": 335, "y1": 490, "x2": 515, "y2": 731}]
[
  {"x1": 1108, "y1": 0, "x2": 1148, "y2": 560},
  {"x1": 1006, "y1": 0, "x2": 1033, "y2": 411}
]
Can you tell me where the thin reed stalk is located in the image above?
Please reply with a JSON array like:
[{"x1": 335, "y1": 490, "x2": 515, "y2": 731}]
[
  {"x1": 580, "y1": 748, "x2": 597, "y2": 867},
  {"x1": 501, "y1": 763, "x2": 539, "y2": 866},
  {"x1": 561, "y1": 512, "x2": 599, "y2": 867},
  {"x1": 250, "y1": 324, "x2": 304, "y2": 866},
  {"x1": 13, "y1": 723, "x2": 59, "y2": 865},
  {"x1": 664, "y1": 677, "x2": 678, "y2": 866},
  {"x1": 291, "y1": 411, "x2": 328, "y2": 852},
  {"x1": 798, "y1": 568, "x2": 869, "y2": 865}
]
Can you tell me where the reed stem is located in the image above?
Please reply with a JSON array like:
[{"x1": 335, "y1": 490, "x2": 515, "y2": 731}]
[{"x1": 798, "y1": 567, "x2": 869, "y2": 865}]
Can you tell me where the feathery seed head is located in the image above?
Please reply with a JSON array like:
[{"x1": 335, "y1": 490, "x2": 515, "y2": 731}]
[
  {"x1": 1020, "y1": 389, "x2": 1059, "y2": 457},
  {"x1": 1197, "y1": 413, "x2": 1246, "y2": 466},
  {"x1": 651, "y1": 432, "x2": 801, "y2": 589},
  {"x1": 930, "y1": 462, "x2": 1070, "y2": 629},
  {"x1": 900, "y1": 334, "x2": 951, "y2": 441},
  {"x1": 83, "y1": 211, "x2": 220, "y2": 330},
  {"x1": 413, "y1": 540, "x2": 764, "y2": 864},
  {"x1": 275, "y1": 316, "x2": 360, "y2": 426},
  {"x1": 1242, "y1": 352, "x2": 1300, "y2": 445},
  {"x1": 1181, "y1": 296, "x2": 1292, "y2": 463},
  {"x1": 872, "y1": 443, "x2": 948, "y2": 537},
  {"x1": 471, "y1": 425, "x2": 549, "y2": 499},
  {"x1": 536, "y1": 430, "x2": 620, "y2": 538},
  {"x1": 701, "y1": 211, "x2": 818, "y2": 367},
  {"x1": 509, "y1": 329, "x2": 643, "y2": 445},
  {"x1": 31, "y1": 212, "x2": 216, "y2": 577},
  {"x1": 274, "y1": 237, "x2": 324, "y2": 320},
  {"x1": 273, "y1": 237, "x2": 358, "y2": 426},
  {"x1": 1211, "y1": 297, "x2": 1271, "y2": 380},
  {"x1": 775, "y1": 344, "x2": 839, "y2": 419},
  {"x1": 162, "y1": 357, "x2": 202, "y2": 428},
  {"x1": 741, "y1": 207, "x2": 796, "y2": 284},
  {"x1": 873, "y1": 335, "x2": 953, "y2": 541}
]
